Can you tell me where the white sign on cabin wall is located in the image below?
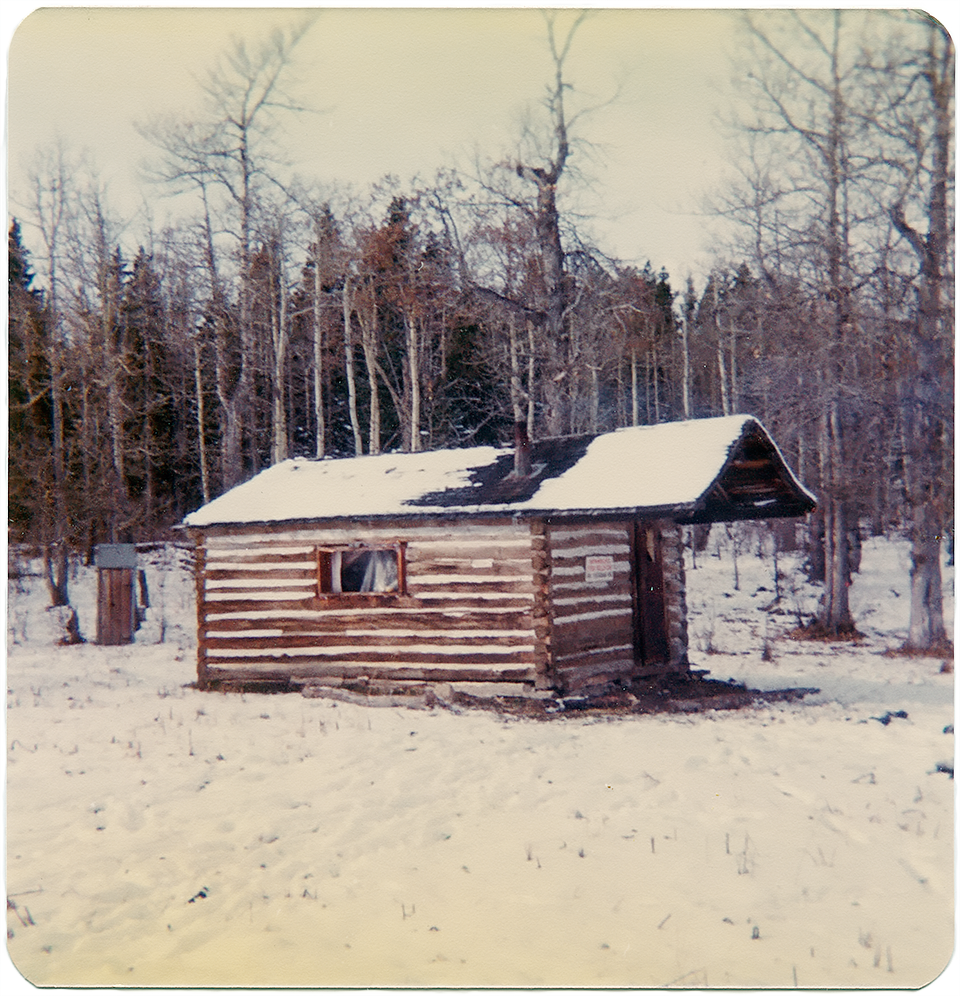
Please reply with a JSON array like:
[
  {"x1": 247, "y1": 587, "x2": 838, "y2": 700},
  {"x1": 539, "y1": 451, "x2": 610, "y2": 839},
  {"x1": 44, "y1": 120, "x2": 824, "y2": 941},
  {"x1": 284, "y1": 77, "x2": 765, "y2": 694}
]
[{"x1": 584, "y1": 554, "x2": 614, "y2": 585}]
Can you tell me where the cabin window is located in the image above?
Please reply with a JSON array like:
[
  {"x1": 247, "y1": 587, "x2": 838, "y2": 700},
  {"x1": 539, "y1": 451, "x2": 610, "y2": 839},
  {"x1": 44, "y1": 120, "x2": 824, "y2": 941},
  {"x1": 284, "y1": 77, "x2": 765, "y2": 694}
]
[{"x1": 317, "y1": 545, "x2": 405, "y2": 595}]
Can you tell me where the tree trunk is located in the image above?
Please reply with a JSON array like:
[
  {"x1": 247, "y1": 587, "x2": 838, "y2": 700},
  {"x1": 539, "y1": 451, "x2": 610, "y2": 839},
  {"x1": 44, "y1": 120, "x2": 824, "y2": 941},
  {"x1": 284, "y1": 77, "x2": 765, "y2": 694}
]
[
  {"x1": 888, "y1": 24, "x2": 953, "y2": 652},
  {"x1": 342, "y1": 278, "x2": 363, "y2": 456},
  {"x1": 27, "y1": 142, "x2": 74, "y2": 608},
  {"x1": 814, "y1": 13, "x2": 855, "y2": 635},
  {"x1": 588, "y1": 365, "x2": 600, "y2": 433},
  {"x1": 214, "y1": 286, "x2": 242, "y2": 488},
  {"x1": 651, "y1": 339, "x2": 661, "y2": 424},
  {"x1": 817, "y1": 401, "x2": 855, "y2": 634},
  {"x1": 508, "y1": 314, "x2": 524, "y2": 423},
  {"x1": 43, "y1": 536, "x2": 69, "y2": 607},
  {"x1": 49, "y1": 322, "x2": 69, "y2": 605},
  {"x1": 406, "y1": 310, "x2": 421, "y2": 452},
  {"x1": 313, "y1": 250, "x2": 326, "y2": 459},
  {"x1": 906, "y1": 503, "x2": 946, "y2": 649},
  {"x1": 193, "y1": 340, "x2": 211, "y2": 505},
  {"x1": 728, "y1": 326, "x2": 738, "y2": 412},
  {"x1": 357, "y1": 288, "x2": 381, "y2": 455},
  {"x1": 526, "y1": 320, "x2": 536, "y2": 438},
  {"x1": 512, "y1": 13, "x2": 587, "y2": 438},
  {"x1": 270, "y1": 251, "x2": 288, "y2": 465},
  {"x1": 716, "y1": 317, "x2": 730, "y2": 416}
]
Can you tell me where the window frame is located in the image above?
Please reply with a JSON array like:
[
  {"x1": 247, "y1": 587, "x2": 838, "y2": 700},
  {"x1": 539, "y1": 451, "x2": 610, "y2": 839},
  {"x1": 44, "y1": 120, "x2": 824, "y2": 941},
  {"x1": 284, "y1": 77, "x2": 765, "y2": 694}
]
[{"x1": 316, "y1": 542, "x2": 407, "y2": 599}]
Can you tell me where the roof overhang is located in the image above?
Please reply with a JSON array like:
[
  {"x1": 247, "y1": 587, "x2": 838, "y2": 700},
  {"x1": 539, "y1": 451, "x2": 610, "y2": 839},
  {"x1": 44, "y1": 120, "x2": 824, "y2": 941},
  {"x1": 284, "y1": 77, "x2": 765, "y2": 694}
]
[{"x1": 680, "y1": 420, "x2": 816, "y2": 523}]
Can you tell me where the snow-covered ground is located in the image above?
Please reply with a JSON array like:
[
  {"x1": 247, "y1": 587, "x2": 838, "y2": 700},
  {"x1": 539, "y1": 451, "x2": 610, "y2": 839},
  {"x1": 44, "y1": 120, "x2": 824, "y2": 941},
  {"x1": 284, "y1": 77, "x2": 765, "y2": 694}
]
[{"x1": 4, "y1": 531, "x2": 955, "y2": 991}]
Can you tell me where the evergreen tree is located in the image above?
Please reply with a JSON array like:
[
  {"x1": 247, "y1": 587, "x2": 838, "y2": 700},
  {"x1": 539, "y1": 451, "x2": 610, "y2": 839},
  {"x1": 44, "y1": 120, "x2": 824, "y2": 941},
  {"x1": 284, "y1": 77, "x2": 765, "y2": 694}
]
[{"x1": 8, "y1": 219, "x2": 52, "y2": 543}]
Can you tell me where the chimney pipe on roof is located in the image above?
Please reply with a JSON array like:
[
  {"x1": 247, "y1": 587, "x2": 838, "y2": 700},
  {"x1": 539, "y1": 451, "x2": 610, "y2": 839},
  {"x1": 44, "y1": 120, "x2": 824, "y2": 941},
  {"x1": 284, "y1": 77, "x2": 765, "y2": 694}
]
[{"x1": 514, "y1": 422, "x2": 532, "y2": 477}]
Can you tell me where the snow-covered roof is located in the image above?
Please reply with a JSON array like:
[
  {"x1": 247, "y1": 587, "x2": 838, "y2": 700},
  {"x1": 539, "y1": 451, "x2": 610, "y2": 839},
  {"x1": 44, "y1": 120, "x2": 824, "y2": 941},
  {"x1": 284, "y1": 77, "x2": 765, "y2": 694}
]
[{"x1": 183, "y1": 414, "x2": 816, "y2": 529}]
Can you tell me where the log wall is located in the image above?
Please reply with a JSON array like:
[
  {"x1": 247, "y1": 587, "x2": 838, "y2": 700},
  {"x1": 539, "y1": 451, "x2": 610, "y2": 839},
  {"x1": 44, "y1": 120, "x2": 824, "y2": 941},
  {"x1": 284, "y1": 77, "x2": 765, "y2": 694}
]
[
  {"x1": 659, "y1": 520, "x2": 690, "y2": 669},
  {"x1": 193, "y1": 519, "x2": 542, "y2": 688},
  {"x1": 191, "y1": 514, "x2": 691, "y2": 695},
  {"x1": 546, "y1": 521, "x2": 637, "y2": 693}
]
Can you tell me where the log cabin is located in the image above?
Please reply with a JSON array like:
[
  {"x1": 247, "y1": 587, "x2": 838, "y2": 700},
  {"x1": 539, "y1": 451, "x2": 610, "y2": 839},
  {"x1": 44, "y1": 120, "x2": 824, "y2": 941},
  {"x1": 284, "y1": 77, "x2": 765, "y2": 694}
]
[{"x1": 182, "y1": 414, "x2": 815, "y2": 697}]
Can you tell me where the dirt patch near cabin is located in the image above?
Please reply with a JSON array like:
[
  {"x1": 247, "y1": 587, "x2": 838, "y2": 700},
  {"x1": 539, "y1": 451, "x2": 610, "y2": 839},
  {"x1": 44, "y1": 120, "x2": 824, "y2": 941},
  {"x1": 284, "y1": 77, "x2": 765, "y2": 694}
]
[{"x1": 447, "y1": 672, "x2": 820, "y2": 720}]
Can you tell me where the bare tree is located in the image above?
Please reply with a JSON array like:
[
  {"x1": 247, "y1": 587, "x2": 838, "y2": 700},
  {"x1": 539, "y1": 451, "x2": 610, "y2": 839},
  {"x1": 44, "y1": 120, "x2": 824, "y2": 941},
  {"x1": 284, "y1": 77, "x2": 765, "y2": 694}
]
[
  {"x1": 463, "y1": 10, "x2": 607, "y2": 440},
  {"x1": 139, "y1": 21, "x2": 313, "y2": 488},
  {"x1": 21, "y1": 141, "x2": 77, "y2": 606},
  {"x1": 868, "y1": 15, "x2": 954, "y2": 650},
  {"x1": 726, "y1": 9, "x2": 880, "y2": 634}
]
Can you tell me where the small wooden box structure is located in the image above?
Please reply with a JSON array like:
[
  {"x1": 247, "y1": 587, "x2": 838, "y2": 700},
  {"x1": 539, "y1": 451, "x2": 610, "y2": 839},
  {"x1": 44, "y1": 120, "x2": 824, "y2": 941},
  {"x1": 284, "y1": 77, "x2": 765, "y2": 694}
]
[
  {"x1": 95, "y1": 543, "x2": 137, "y2": 646},
  {"x1": 183, "y1": 415, "x2": 816, "y2": 696}
]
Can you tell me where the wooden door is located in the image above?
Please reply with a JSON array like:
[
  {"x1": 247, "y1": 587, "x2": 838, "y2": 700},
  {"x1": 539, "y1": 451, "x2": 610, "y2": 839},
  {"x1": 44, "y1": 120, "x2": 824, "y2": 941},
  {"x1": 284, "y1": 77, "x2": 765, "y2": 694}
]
[
  {"x1": 633, "y1": 522, "x2": 669, "y2": 666},
  {"x1": 97, "y1": 567, "x2": 135, "y2": 645}
]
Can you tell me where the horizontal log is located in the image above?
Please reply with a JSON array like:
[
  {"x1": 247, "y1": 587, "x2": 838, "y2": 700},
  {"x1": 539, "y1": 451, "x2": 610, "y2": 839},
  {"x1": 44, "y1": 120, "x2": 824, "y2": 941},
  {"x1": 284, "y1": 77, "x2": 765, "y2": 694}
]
[
  {"x1": 202, "y1": 633, "x2": 536, "y2": 651},
  {"x1": 204, "y1": 588, "x2": 317, "y2": 601},
  {"x1": 199, "y1": 516, "x2": 521, "y2": 542},
  {"x1": 405, "y1": 558, "x2": 533, "y2": 577},
  {"x1": 408, "y1": 579, "x2": 537, "y2": 595},
  {"x1": 552, "y1": 608, "x2": 634, "y2": 630},
  {"x1": 203, "y1": 660, "x2": 538, "y2": 684},
  {"x1": 550, "y1": 573, "x2": 631, "y2": 593},
  {"x1": 203, "y1": 541, "x2": 312, "y2": 555},
  {"x1": 406, "y1": 543, "x2": 532, "y2": 563},
  {"x1": 297, "y1": 677, "x2": 430, "y2": 692},
  {"x1": 550, "y1": 536, "x2": 630, "y2": 558},
  {"x1": 201, "y1": 610, "x2": 535, "y2": 634},
  {"x1": 204, "y1": 550, "x2": 316, "y2": 566},
  {"x1": 555, "y1": 643, "x2": 633, "y2": 664},
  {"x1": 551, "y1": 595, "x2": 633, "y2": 616},
  {"x1": 205, "y1": 589, "x2": 318, "y2": 604},
  {"x1": 550, "y1": 549, "x2": 631, "y2": 565},
  {"x1": 548, "y1": 524, "x2": 629, "y2": 541},
  {"x1": 552, "y1": 619, "x2": 633, "y2": 655},
  {"x1": 205, "y1": 588, "x2": 317, "y2": 602},
  {"x1": 205, "y1": 567, "x2": 317, "y2": 582},
  {"x1": 201, "y1": 595, "x2": 418, "y2": 615},
  {"x1": 414, "y1": 594, "x2": 535, "y2": 609},
  {"x1": 300, "y1": 686, "x2": 431, "y2": 708},
  {"x1": 205, "y1": 648, "x2": 537, "y2": 666},
  {"x1": 555, "y1": 645, "x2": 635, "y2": 669},
  {"x1": 556, "y1": 652, "x2": 635, "y2": 675},
  {"x1": 200, "y1": 588, "x2": 534, "y2": 618}
]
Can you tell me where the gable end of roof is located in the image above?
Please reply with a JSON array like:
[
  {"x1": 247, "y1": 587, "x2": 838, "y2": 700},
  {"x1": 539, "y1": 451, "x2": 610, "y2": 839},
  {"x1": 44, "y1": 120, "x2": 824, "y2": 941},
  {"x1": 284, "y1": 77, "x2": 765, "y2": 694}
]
[{"x1": 686, "y1": 420, "x2": 817, "y2": 523}]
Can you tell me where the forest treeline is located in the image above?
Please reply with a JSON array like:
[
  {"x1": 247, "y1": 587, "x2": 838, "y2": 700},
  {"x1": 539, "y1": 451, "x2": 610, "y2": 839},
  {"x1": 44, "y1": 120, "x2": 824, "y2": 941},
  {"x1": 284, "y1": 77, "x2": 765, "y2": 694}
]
[{"x1": 7, "y1": 11, "x2": 954, "y2": 648}]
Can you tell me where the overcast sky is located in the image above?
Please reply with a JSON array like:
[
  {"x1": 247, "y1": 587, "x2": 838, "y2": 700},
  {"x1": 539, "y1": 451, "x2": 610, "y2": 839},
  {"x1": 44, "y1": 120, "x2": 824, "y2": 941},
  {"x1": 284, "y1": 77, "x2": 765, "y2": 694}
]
[{"x1": 4, "y1": 3, "x2": 957, "y2": 291}]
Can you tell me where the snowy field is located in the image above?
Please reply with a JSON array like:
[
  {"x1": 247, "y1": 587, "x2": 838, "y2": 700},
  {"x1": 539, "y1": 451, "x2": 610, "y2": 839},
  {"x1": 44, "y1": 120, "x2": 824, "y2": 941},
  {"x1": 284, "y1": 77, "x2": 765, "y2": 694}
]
[{"x1": 4, "y1": 530, "x2": 956, "y2": 990}]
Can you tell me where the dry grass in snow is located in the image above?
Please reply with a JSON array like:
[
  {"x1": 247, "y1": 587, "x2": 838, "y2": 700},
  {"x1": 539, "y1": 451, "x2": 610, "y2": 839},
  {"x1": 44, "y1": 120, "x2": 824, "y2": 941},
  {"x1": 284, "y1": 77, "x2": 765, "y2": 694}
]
[{"x1": 4, "y1": 532, "x2": 956, "y2": 990}]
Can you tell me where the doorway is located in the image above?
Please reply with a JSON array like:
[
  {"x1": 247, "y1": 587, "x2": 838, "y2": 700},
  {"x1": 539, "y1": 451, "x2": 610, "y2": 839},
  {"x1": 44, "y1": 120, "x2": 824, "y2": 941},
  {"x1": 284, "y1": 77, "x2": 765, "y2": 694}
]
[{"x1": 633, "y1": 521, "x2": 670, "y2": 667}]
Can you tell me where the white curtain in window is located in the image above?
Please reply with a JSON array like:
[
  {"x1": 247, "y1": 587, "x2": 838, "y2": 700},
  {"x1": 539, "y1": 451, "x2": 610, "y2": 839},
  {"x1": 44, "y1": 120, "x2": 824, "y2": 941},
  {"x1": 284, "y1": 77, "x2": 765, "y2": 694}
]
[{"x1": 359, "y1": 549, "x2": 398, "y2": 592}]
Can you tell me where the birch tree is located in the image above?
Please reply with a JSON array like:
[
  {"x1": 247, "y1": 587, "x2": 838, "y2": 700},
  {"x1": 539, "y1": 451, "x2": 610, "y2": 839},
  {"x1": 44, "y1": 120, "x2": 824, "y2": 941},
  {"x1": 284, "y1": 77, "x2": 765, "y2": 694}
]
[
  {"x1": 139, "y1": 22, "x2": 312, "y2": 487},
  {"x1": 729, "y1": 9, "x2": 877, "y2": 634},
  {"x1": 865, "y1": 14, "x2": 954, "y2": 650},
  {"x1": 21, "y1": 142, "x2": 77, "y2": 606}
]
